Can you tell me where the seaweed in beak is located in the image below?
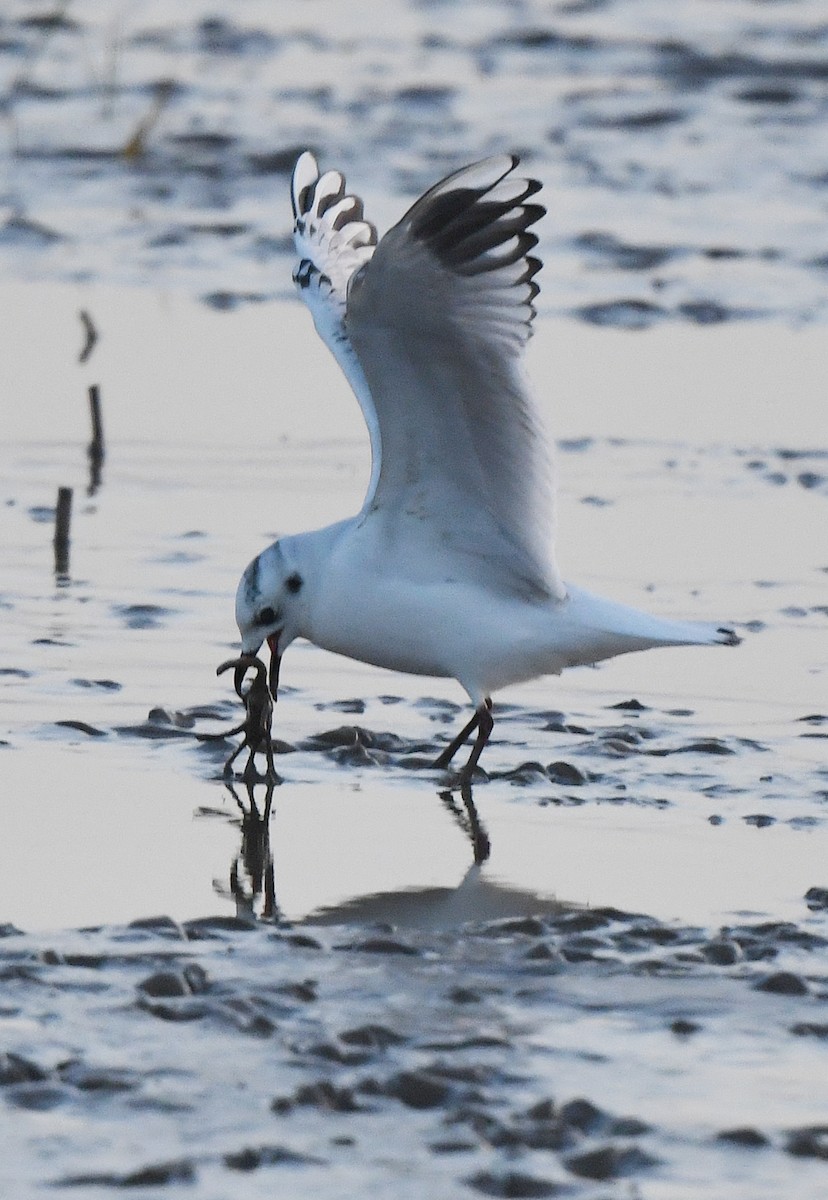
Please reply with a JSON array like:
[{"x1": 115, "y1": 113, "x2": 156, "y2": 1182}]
[{"x1": 267, "y1": 634, "x2": 281, "y2": 702}]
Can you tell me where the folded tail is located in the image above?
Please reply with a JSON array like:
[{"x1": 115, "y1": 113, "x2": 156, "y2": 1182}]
[{"x1": 558, "y1": 583, "x2": 740, "y2": 669}]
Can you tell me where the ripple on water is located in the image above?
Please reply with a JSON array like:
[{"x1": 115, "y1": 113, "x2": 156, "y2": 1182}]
[{"x1": 2, "y1": 1, "x2": 828, "y2": 322}]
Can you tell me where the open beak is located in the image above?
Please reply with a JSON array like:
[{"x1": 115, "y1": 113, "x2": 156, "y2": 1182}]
[{"x1": 267, "y1": 633, "x2": 281, "y2": 702}]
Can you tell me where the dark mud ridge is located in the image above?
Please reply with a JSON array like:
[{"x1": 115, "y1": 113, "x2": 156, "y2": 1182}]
[
  {"x1": 3, "y1": 905, "x2": 827, "y2": 1195},
  {"x1": 98, "y1": 692, "x2": 828, "y2": 835}
]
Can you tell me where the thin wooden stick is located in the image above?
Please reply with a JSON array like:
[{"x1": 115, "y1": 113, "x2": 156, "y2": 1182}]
[
  {"x1": 78, "y1": 310, "x2": 98, "y2": 364},
  {"x1": 87, "y1": 384, "x2": 104, "y2": 494},
  {"x1": 53, "y1": 486, "x2": 73, "y2": 577}
]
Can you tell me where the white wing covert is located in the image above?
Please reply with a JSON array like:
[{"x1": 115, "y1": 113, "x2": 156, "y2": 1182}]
[
  {"x1": 291, "y1": 152, "x2": 382, "y2": 506},
  {"x1": 344, "y1": 155, "x2": 564, "y2": 602}
]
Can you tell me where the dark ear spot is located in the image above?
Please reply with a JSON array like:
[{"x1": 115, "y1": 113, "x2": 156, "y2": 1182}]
[
  {"x1": 285, "y1": 572, "x2": 303, "y2": 595},
  {"x1": 256, "y1": 606, "x2": 277, "y2": 626}
]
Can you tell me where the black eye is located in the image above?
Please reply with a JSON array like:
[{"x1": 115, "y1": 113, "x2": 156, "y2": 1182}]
[
  {"x1": 256, "y1": 606, "x2": 277, "y2": 626},
  {"x1": 285, "y1": 573, "x2": 303, "y2": 594}
]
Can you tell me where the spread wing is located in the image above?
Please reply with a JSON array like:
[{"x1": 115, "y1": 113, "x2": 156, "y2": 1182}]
[
  {"x1": 290, "y1": 152, "x2": 562, "y2": 601},
  {"x1": 345, "y1": 155, "x2": 563, "y2": 601},
  {"x1": 290, "y1": 152, "x2": 381, "y2": 505}
]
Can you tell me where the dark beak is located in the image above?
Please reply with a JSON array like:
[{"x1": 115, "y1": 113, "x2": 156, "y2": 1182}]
[{"x1": 267, "y1": 634, "x2": 281, "y2": 702}]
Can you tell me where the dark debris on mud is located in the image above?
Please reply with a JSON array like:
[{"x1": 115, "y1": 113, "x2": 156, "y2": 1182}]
[{"x1": 55, "y1": 687, "x2": 824, "y2": 841}]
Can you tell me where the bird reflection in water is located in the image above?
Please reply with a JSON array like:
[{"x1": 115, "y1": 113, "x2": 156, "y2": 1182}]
[
  {"x1": 216, "y1": 779, "x2": 279, "y2": 922},
  {"x1": 203, "y1": 656, "x2": 493, "y2": 912},
  {"x1": 440, "y1": 783, "x2": 491, "y2": 865},
  {"x1": 212, "y1": 778, "x2": 491, "y2": 925}
]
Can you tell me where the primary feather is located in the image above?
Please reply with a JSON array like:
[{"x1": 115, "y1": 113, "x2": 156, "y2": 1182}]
[{"x1": 291, "y1": 152, "x2": 381, "y2": 506}]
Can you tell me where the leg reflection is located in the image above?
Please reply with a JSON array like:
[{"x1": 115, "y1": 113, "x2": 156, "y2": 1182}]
[
  {"x1": 439, "y1": 782, "x2": 491, "y2": 865},
  {"x1": 225, "y1": 779, "x2": 279, "y2": 922}
]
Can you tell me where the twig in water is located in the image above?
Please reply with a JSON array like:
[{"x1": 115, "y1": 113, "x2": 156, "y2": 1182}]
[
  {"x1": 53, "y1": 486, "x2": 72, "y2": 579},
  {"x1": 87, "y1": 384, "x2": 105, "y2": 494},
  {"x1": 122, "y1": 79, "x2": 175, "y2": 161},
  {"x1": 78, "y1": 310, "x2": 98, "y2": 364}
]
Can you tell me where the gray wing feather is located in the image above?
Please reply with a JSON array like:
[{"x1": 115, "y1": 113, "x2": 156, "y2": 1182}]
[{"x1": 345, "y1": 155, "x2": 563, "y2": 601}]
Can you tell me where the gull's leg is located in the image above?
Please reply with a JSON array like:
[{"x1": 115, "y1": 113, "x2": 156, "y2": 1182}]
[
  {"x1": 433, "y1": 712, "x2": 479, "y2": 768},
  {"x1": 433, "y1": 697, "x2": 492, "y2": 769},
  {"x1": 458, "y1": 702, "x2": 495, "y2": 784}
]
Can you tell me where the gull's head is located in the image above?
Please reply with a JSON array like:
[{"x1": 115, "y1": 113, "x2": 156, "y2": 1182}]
[{"x1": 235, "y1": 541, "x2": 305, "y2": 696}]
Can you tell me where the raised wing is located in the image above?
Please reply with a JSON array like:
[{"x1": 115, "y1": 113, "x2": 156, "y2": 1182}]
[
  {"x1": 345, "y1": 155, "x2": 564, "y2": 601},
  {"x1": 290, "y1": 153, "x2": 381, "y2": 506}
]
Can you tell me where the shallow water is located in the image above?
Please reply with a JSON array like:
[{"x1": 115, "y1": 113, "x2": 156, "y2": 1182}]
[
  {"x1": 2, "y1": 2, "x2": 828, "y2": 1194},
  {"x1": 2, "y1": 288, "x2": 827, "y2": 1200},
  {"x1": 3, "y1": 0, "x2": 828, "y2": 323},
  {"x1": 2, "y1": 282, "x2": 826, "y2": 930}
]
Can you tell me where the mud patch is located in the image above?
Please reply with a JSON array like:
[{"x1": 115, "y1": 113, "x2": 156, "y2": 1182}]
[{"x1": 1, "y1": 908, "x2": 826, "y2": 1195}]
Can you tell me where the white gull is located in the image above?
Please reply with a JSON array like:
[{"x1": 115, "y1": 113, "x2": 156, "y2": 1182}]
[{"x1": 235, "y1": 153, "x2": 738, "y2": 781}]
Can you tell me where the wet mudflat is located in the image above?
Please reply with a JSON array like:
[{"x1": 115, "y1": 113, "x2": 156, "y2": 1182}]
[
  {"x1": 1, "y1": 287, "x2": 826, "y2": 1198},
  {"x1": 2, "y1": 0, "x2": 828, "y2": 1194},
  {"x1": 3, "y1": 0, "x2": 828, "y2": 324},
  {"x1": 2, "y1": 909, "x2": 828, "y2": 1200}
]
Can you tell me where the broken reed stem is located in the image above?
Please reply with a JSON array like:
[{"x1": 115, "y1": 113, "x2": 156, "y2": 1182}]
[
  {"x1": 78, "y1": 310, "x2": 98, "y2": 364},
  {"x1": 87, "y1": 384, "x2": 105, "y2": 494},
  {"x1": 53, "y1": 486, "x2": 73, "y2": 577}
]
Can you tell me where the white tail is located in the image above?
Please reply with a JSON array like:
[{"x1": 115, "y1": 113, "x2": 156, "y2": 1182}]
[{"x1": 555, "y1": 584, "x2": 740, "y2": 670}]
